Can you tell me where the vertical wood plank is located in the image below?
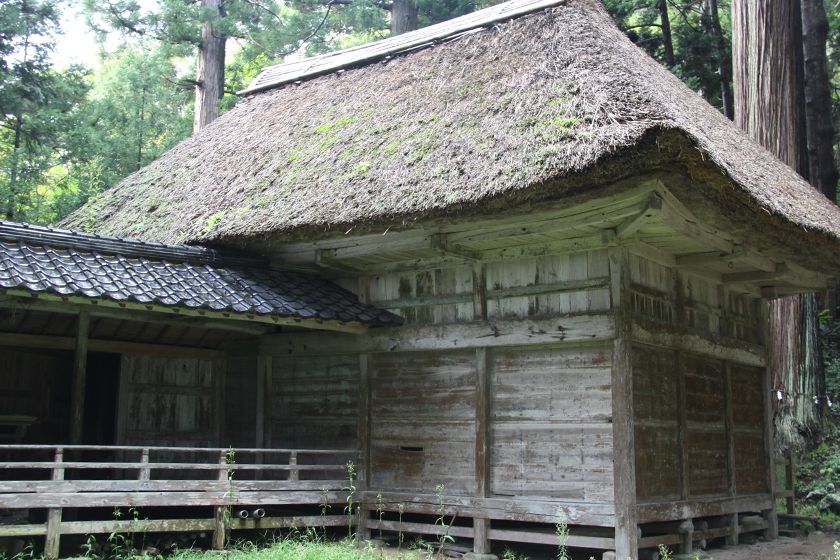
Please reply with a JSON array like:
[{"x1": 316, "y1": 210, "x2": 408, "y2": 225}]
[
  {"x1": 115, "y1": 355, "x2": 129, "y2": 445},
  {"x1": 473, "y1": 517, "x2": 491, "y2": 554},
  {"x1": 474, "y1": 347, "x2": 489, "y2": 497},
  {"x1": 785, "y1": 453, "x2": 796, "y2": 514},
  {"x1": 139, "y1": 448, "x2": 151, "y2": 481},
  {"x1": 70, "y1": 312, "x2": 90, "y2": 444},
  {"x1": 676, "y1": 351, "x2": 688, "y2": 500},
  {"x1": 44, "y1": 448, "x2": 65, "y2": 560},
  {"x1": 255, "y1": 355, "x2": 270, "y2": 448},
  {"x1": 762, "y1": 302, "x2": 778, "y2": 539},
  {"x1": 762, "y1": 328, "x2": 779, "y2": 539},
  {"x1": 608, "y1": 247, "x2": 638, "y2": 559},
  {"x1": 472, "y1": 263, "x2": 487, "y2": 320},
  {"x1": 724, "y1": 363, "x2": 736, "y2": 498},
  {"x1": 214, "y1": 358, "x2": 226, "y2": 446},
  {"x1": 473, "y1": 347, "x2": 491, "y2": 554},
  {"x1": 212, "y1": 450, "x2": 228, "y2": 550},
  {"x1": 358, "y1": 354, "x2": 371, "y2": 488}
]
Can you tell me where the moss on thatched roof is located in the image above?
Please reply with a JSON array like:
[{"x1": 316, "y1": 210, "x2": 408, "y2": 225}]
[{"x1": 63, "y1": 0, "x2": 840, "y2": 252}]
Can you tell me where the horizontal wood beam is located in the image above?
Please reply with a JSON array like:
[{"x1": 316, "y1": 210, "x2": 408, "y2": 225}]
[
  {"x1": 633, "y1": 321, "x2": 766, "y2": 367},
  {"x1": 261, "y1": 312, "x2": 615, "y2": 356},
  {"x1": 488, "y1": 527, "x2": 615, "y2": 550},
  {"x1": 636, "y1": 495, "x2": 773, "y2": 524},
  {"x1": 0, "y1": 297, "x2": 272, "y2": 336},
  {"x1": 0, "y1": 289, "x2": 367, "y2": 335},
  {"x1": 0, "y1": 331, "x2": 225, "y2": 359},
  {"x1": 0, "y1": 490, "x2": 348, "y2": 509},
  {"x1": 363, "y1": 491, "x2": 616, "y2": 527}
]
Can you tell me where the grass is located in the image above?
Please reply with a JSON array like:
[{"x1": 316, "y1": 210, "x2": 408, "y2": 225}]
[{"x1": 171, "y1": 539, "x2": 384, "y2": 560}]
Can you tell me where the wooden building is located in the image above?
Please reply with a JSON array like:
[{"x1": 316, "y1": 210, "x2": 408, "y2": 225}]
[{"x1": 4, "y1": 0, "x2": 840, "y2": 558}]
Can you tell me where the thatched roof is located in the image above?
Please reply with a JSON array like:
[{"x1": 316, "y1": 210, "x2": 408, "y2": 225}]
[{"x1": 63, "y1": 0, "x2": 840, "y2": 257}]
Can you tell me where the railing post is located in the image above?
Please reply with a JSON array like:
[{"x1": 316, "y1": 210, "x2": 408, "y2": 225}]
[
  {"x1": 289, "y1": 451, "x2": 299, "y2": 482},
  {"x1": 212, "y1": 450, "x2": 229, "y2": 550},
  {"x1": 45, "y1": 448, "x2": 65, "y2": 560},
  {"x1": 139, "y1": 448, "x2": 151, "y2": 482}
]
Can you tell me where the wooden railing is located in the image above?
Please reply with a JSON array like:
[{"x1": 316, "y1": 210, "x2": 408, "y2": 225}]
[{"x1": 0, "y1": 445, "x2": 358, "y2": 559}]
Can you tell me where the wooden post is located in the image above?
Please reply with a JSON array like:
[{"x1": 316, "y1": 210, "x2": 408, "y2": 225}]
[
  {"x1": 45, "y1": 448, "x2": 65, "y2": 560},
  {"x1": 358, "y1": 354, "x2": 371, "y2": 487},
  {"x1": 727, "y1": 514, "x2": 740, "y2": 546},
  {"x1": 724, "y1": 363, "x2": 736, "y2": 498},
  {"x1": 676, "y1": 351, "x2": 689, "y2": 501},
  {"x1": 70, "y1": 311, "x2": 90, "y2": 444},
  {"x1": 212, "y1": 450, "x2": 229, "y2": 550},
  {"x1": 255, "y1": 355, "x2": 271, "y2": 448},
  {"x1": 139, "y1": 448, "x2": 151, "y2": 482},
  {"x1": 608, "y1": 247, "x2": 638, "y2": 559},
  {"x1": 762, "y1": 306, "x2": 779, "y2": 540},
  {"x1": 785, "y1": 452, "x2": 796, "y2": 514},
  {"x1": 214, "y1": 358, "x2": 226, "y2": 446},
  {"x1": 472, "y1": 263, "x2": 487, "y2": 320},
  {"x1": 473, "y1": 347, "x2": 491, "y2": 554},
  {"x1": 289, "y1": 451, "x2": 299, "y2": 482}
]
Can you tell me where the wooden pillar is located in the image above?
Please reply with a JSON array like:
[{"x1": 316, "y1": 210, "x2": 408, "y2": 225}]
[
  {"x1": 139, "y1": 448, "x2": 151, "y2": 482},
  {"x1": 784, "y1": 452, "x2": 797, "y2": 514},
  {"x1": 255, "y1": 355, "x2": 271, "y2": 448},
  {"x1": 762, "y1": 302, "x2": 779, "y2": 539},
  {"x1": 608, "y1": 247, "x2": 638, "y2": 559},
  {"x1": 44, "y1": 448, "x2": 65, "y2": 560},
  {"x1": 472, "y1": 263, "x2": 487, "y2": 320},
  {"x1": 214, "y1": 357, "x2": 226, "y2": 446},
  {"x1": 70, "y1": 312, "x2": 90, "y2": 444},
  {"x1": 676, "y1": 351, "x2": 688, "y2": 501},
  {"x1": 212, "y1": 450, "x2": 229, "y2": 550},
  {"x1": 473, "y1": 347, "x2": 491, "y2": 554},
  {"x1": 724, "y1": 363, "x2": 737, "y2": 498},
  {"x1": 358, "y1": 354, "x2": 371, "y2": 487}
]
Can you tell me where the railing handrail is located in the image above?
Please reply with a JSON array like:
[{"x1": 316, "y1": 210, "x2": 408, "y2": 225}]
[{"x1": 0, "y1": 444, "x2": 359, "y2": 455}]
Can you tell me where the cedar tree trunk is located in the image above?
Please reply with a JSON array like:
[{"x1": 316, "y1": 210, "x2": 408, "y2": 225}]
[
  {"x1": 391, "y1": 0, "x2": 418, "y2": 35},
  {"x1": 194, "y1": 0, "x2": 226, "y2": 133},
  {"x1": 732, "y1": 0, "x2": 824, "y2": 448},
  {"x1": 706, "y1": 0, "x2": 734, "y2": 119},
  {"x1": 801, "y1": 0, "x2": 838, "y2": 202},
  {"x1": 658, "y1": 0, "x2": 675, "y2": 67}
]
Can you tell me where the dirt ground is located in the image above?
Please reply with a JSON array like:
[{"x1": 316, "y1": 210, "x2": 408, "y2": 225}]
[{"x1": 698, "y1": 532, "x2": 838, "y2": 560}]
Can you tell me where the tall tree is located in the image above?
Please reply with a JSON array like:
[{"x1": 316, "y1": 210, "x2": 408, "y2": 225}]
[
  {"x1": 801, "y1": 0, "x2": 838, "y2": 202},
  {"x1": 390, "y1": 0, "x2": 418, "y2": 34},
  {"x1": 705, "y1": 0, "x2": 734, "y2": 119},
  {"x1": 194, "y1": 0, "x2": 225, "y2": 130},
  {"x1": 732, "y1": 0, "x2": 824, "y2": 447},
  {"x1": 657, "y1": 0, "x2": 675, "y2": 67}
]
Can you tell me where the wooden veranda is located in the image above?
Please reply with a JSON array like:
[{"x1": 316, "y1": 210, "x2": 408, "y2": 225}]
[{"x1": 0, "y1": 445, "x2": 357, "y2": 558}]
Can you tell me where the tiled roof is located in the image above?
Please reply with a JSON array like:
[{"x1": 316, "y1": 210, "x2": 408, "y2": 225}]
[{"x1": 0, "y1": 221, "x2": 401, "y2": 328}]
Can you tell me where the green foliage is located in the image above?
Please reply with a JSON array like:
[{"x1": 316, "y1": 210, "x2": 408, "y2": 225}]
[
  {"x1": 554, "y1": 507, "x2": 569, "y2": 560},
  {"x1": 169, "y1": 537, "x2": 387, "y2": 560},
  {"x1": 602, "y1": 0, "x2": 732, "y2": 112}
]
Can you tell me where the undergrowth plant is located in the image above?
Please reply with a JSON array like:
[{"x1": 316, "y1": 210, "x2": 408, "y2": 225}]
[
  {"x1": 554, "y1": 507, "x2": 569, "y2": 560},
  {"x1": 658, "y1": 544, "x2": 672, "y2": 560},
  {"x1": 344, "y1": 461, "x2": 357, "y2": 540},
  {"x1": 433, "y1": 484, "x2": 454, "y2": 558}
]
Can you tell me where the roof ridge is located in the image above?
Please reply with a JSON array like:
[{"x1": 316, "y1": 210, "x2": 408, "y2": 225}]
[
  {"x1": 240, "y1": 0, "x2": 567, "y2": 95},
  {"x1": 0, "y1": 221, "x2": 265, "y2": 268}
]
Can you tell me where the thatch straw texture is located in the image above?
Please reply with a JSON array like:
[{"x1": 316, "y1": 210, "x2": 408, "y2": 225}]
[{"x1": 62, "y1": 0, "x2": 840, "y2": 251}]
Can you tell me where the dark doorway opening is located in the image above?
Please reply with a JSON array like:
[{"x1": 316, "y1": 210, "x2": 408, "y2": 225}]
[{"x1": 82, "y1": 352, "x2": 120, "y2": 446}]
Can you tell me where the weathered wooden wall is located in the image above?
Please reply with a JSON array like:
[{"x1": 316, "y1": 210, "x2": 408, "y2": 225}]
[
  {"x1": 116, "y1": 355, "x2": 222, "y2": 448},
  {"x1": 0, "y1": 347, "x2": 72, "y2": 443},
  {"x1": 629, "y1": 253, "x2": 768, "y2": 503},
  {"x1": 262, "y1": 249, "x2": 618, "y2": 505},
  {"x1": 267, "y1": 354, "x2": 360, "y2": 451}
]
